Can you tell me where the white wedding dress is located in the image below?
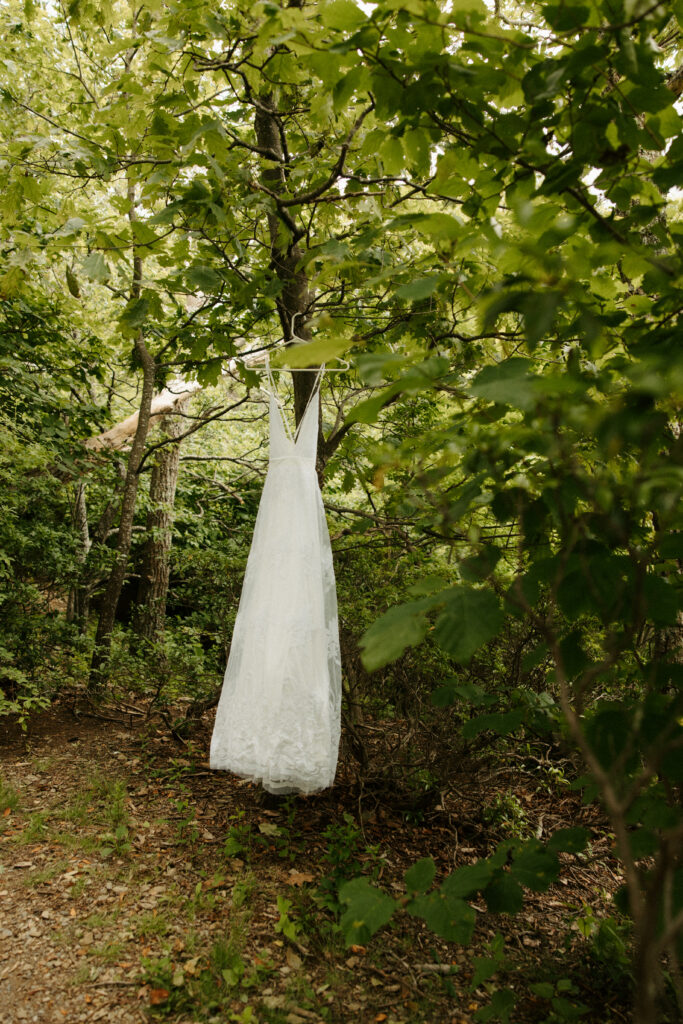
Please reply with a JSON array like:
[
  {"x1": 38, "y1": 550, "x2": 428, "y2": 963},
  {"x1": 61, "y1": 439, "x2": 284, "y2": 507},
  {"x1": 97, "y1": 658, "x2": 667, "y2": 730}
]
[{"x1": 210, "y1": 368, "x2": 341, "y2": 794}]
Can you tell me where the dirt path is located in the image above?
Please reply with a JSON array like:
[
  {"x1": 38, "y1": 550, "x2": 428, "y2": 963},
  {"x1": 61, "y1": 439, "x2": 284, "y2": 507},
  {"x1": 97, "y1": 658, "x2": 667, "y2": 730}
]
[{"x1": 0, "y1": 705, "x2": 630, "y2": 1024}]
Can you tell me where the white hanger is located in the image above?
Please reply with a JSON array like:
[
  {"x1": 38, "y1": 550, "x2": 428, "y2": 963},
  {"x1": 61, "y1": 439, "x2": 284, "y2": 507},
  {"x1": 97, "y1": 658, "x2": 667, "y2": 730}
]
[
  {"x1": 269, "y1": 313, "x2": 350, "y2": 373},
  {"x1": 226, "y1": 316, "x2": 350, "y2": 375}
]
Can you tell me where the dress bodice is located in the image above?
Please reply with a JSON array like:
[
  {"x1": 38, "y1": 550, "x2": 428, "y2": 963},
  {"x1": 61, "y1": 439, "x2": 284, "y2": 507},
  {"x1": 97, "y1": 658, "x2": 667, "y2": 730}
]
[{"x1": 268, "y1": 387, "x2": 319, "y2": 464}]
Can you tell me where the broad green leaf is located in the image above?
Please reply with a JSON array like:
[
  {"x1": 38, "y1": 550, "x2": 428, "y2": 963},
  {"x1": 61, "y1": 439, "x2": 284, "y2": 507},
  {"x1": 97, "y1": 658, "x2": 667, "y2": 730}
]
[
  {"x1": 442, "y1": 860, "x2": 493, "y2": 899},
  {"x1": 531, "y1": 982, "x2": 555, "y2": 999},
  {"x1": 450, "y1": 0, "x2": 485, "y2": 11},
  {"x1": 484, "y1": 873, "x2": 524, "y2": 914},
  {"x1": 119, "y1": 297, "x2": 149, "y2": 332},
  {"x1": 185, "y1": 265, "x2": 222, "y2": 291},
  {"x1": 339, "y1": 878, "x2": 396, "y2": 946},
  {"x1": 405, "y1": 858, "x2": 436, "y2": 893},
  {"x1": 360, "y1": 600, "x2": 429, "y2": 671},
  {"x1": 642, "y1": 575, "x2": 680, "y2": 626},
  {"x1": 403, "y1": 127, "x2": 431, "y2": 174},
  {"x1": 54, "y1": 216, "x2": 86, "y2": 236},
  {"x1": 81, "y1": 252, "x2": 110, "y2": 283},
  {"x1": 408, "y1": 889, "x2": 476, "y2": 943},
  {"x1": 65, "y1": 266, "x2": 80, "y2": 298},
  {"x1": 431, "y1": 680, "x2": 496, "y2": 708},
  {"x1": 395, "y1": 276, "x2": 444, "y2": 301},
  {"x1": 547, "y1": 828, "x2": 591, "y2": 854},
  {"x1": 270, "y1": 334, "x2": 352, "y2": 369},
  {"x1": 379, "y1": 135, "x2": 404, "y2": 175},
  {"x1": 469, "y1": 358, "x2": 535, "y2": 410},
  {"x1": 510, "y1": 844, "x2": 559, "y2": 892},
  {"x1": 461, "y1": 708, "x2": 525, "y2": 739},
  {"x1": 470, "y1": 955, "x2": 500, "y2": 990},
  {"x1": 473, "y1": 989, "x2": 516, "y2": 1023},
  {"x1": 433, "y1": 586, "x2": 504, "y2": 662},
  {"x1": 320, "y1": 0, "x2": 367, "y2": 30}
]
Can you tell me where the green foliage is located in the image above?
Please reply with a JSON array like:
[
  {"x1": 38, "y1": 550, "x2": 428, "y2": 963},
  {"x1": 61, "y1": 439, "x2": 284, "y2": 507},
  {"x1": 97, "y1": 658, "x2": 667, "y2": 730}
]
[
  {"x1": 573, "y1": 905, "x2": 631, "y2": 982},
  {"x1": 0, "y1": 775, "x2": 19, "y2": 822},
  {"x1": 482, "y1": 792, "x2": 531, "y2": 841},
  {"x1": 0, "y1": 2, "x2": 682, "y2": 1019},
  {"x1": 317, "y1": 812, "x2": 383, "y2": 914},
  {"x1": 338, "y1": 878, "x2": 396, "y2": 946},
  {"x1": 274, "y1": 895, "x2": 301, "y2": 944}
]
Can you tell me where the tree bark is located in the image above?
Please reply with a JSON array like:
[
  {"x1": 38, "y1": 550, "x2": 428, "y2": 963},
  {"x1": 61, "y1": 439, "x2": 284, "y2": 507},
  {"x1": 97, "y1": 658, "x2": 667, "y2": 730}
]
[
  {"x1": 89, "y1": 179, "x2": 156, "y2": 685},
  {"x1": 253, "y1": 96, "x2": 321, "y2": 441},
  {"x1": 66, "y1": 481, "x2": 91, "y2": 626},
  {"x1": 133, "y1": 404, "x2": 187, "y2": 640},
  {"x1": 85, "y1": 381, "x2": 201, "y2": 451},
  {"x1": 89, "y1": 325, "x2": 156, "y2": 685}
]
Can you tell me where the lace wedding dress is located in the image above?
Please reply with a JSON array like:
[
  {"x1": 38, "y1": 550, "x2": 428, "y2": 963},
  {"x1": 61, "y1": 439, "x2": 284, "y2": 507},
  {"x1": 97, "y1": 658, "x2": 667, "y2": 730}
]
[{"x1": 210, "y1": 367, "x2": 341, "y2": 794}]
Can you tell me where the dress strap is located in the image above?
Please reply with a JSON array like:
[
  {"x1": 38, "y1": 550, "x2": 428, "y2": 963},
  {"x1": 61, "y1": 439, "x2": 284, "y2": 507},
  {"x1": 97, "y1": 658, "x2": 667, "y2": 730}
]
[
  {"x1": 264, "y1": 354, "x2": 294, "y2": 442},
  {"x1": 294, "y1": 365, "x2": 325, "y2": 442},
  {"x1": 265, "y1": 354, "x2": 326, "y2": 443}
]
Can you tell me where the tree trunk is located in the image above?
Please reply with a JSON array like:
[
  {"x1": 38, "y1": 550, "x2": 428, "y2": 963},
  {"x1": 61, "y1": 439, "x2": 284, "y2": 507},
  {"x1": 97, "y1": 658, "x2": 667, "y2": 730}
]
[
  {"x1": 133, "y1": 405, "x2": 187, "y2": 640},
  {"x1": 89, "y1": 326, "x2": 156, "y2": 686},
  {"x1": 253, "y1": 96, "x2": 321, "y2": 442},
  {"x1": 633, "y1": 927, "x2": 662, "y2": 1024},
  {"x1": 66, "y1": 481, "x2": 91, "y2": 625}
]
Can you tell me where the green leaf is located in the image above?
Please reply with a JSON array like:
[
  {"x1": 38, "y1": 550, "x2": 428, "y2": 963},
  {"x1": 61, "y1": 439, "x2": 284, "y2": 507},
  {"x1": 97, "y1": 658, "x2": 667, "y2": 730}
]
[
  {"x1": 449, "y1": 0, "x2": 486, "y2": 14},
  {"x1": 461, "y1": 708, "x2": 525, "y2": 739},
  {"x1": 469, "y1": 358, "x2": 535, "y2": 410},
  {"x1": 625, "y1": 84, "x2": 674, "y2": 114},
  {"x1": 338, "y1": 878, "x2": 396, "y2": 946},
  {"x1": 547, "y1": 828, "x2": 591, "y2": 854},
  {"x1": 643, "y1": 575, "x2": 681, "y2": 626},
  {"x1": 65, "y1": 266, "x2": 81, "y2": 298},
  {"x1": 433, "y1": 586, "x2": 504, "y2": 662},
  {"x1": 431, "y1": 679, "x2": 496, "y2": 708},
  {"x1": 81, "y1": 252, "x2": 110, "y2": 283},
  {"x1": 379, "y1": 135, "x2": 404, "y2": 175},
  {"x1": 405, "y1": 858, "x2": 436, "y2": 893},
  {"x1": 408, "y1": 890, "x2": 476, "y2": 943},
  {"x1": 473, "y1": 989, "x2": 516, "y2": 1023},
  {"x1": 395, "y1": 276, "x2": 444, "y2": 301},
  {"x1": 470, "y1": 955, "x2": 500, "y2": 990},
  {"x1": 120, "y1": 297, "x2": 149, "y2": 332},
  {"x1": 442, "y1": 860, "x2": 493, "y2": 899},
  {"x1": 510, "y1": 844, "x2": 559, "y2": 892},
  {"x1": 360, "y1": 600, "x2": 430, "y2": 671},
  {"x1": 530, "y1": 982, "x2": 555, "y2": 999},
  {"x1": 54, "y1": 216, "x2": 86, "y2": 236},
  {"x1": 185, "y1": 265, "x2": 222, "y2": 291},
  {"x1": 484, "y1": 873, "x2": 523, "y2": 914},
  {"x1": 270, "y1": 334, "x2": 352, "y2": 369},
  {"x1": 459, "y1": 546, "x2": 502, "y2": 583},
  {"x1": 320, "y1": 0, "x2": 367, "y2": 30},
  {"x1": 403, "y1": 127, "x2": 431, "y2": 174}
]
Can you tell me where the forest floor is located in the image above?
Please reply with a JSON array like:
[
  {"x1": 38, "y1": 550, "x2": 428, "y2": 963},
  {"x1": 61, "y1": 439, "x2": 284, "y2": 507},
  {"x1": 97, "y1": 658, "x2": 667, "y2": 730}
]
[{"x1": 0, "y1": 702, "x2": 633, "y2": 1024}]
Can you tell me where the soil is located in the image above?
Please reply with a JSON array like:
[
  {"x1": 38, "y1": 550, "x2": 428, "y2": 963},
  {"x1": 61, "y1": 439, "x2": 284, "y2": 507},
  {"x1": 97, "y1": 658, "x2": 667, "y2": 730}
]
[{"x1": 0, "y1": 702, "x2": 633, "y2": 1024}]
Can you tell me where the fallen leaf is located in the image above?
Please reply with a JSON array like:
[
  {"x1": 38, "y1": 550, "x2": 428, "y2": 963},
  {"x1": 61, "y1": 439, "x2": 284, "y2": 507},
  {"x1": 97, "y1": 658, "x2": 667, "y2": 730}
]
[
  {"x1": 375, "y1": 1016, "x2": 387, "y2": 1022},
  {"x1": 258, "y1": 822, "x2": 280, "y2": 837},
  {"x1": 288, "y1": 870, "x2": 314, "y2": 887},
  {"x1": 149, "y1": 988, "x2": 169, "y2": 1005},
  {"x1": 184, "y1": 957, "x2": 200, "y2": 976},
  {"x1": 286, "y1": 948, "x2": 302, "y2": 970}
]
